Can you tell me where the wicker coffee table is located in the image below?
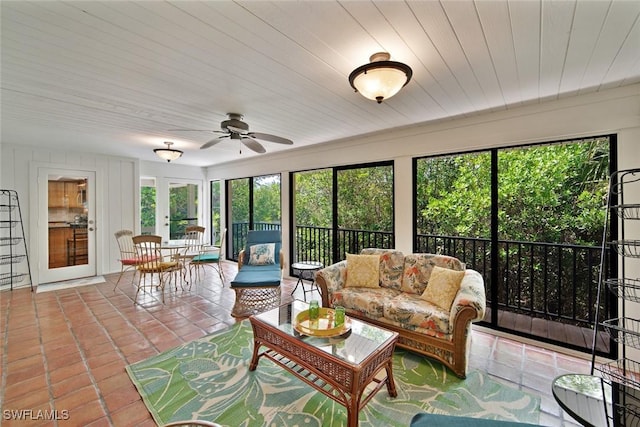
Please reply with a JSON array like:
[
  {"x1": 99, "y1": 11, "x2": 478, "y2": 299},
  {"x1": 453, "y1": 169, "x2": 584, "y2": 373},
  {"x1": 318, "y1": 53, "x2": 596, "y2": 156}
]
[{"x1": 249, "y1": 300, "x2": 399, "y2": 427}]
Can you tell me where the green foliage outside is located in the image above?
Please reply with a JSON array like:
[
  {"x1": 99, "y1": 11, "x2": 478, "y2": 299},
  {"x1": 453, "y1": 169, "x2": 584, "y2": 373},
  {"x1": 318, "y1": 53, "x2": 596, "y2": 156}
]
[
  {"x1": 229, "y1": 175, "x2": 281, "y2": 226},
  {"x1": 224, "y1": 139, "x2": 610, "y2": 332},
  {"x1": 140, "y1": 185, "x2": 156, "y2": 234},
  {"x1": 337, "y1": 165, "x2": 393, "y2": 231},
  {"x1": 294, "y1": 169, "x2": 332, "y2": 228},
  {"x1": 211, "y1": 180, "x2": 221, "y2": 245},
  {"x1": 253, "y1": 175, "x2": 282, "y2": 224},
  {"x1": 417, "y1": 139, "x2": 609, "y2": 246},
  {"x1": 294, "y1": 165, "x2": 394, "y2": 232},
  {"x1": 229, "y1": 178, "x2": 249, "y2": 224}
]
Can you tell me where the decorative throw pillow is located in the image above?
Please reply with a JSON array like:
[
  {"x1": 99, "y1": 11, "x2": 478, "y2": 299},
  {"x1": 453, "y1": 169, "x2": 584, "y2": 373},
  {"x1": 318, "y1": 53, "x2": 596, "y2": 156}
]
[
  {"x1": 345, "y1": 253, "x2": 380, "y2": 288},
  {"x1": 248, "y1": 243, "x2": 276, "y2": 265},
  {"x1": 420, "y1": 266, "x2": 465, "y2": 311}
]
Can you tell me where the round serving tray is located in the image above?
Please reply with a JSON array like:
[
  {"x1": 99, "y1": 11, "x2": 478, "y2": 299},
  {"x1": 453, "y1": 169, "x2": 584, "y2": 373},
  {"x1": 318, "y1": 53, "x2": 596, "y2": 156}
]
[{"x1": 294, "y1": 307, "x2": 351, "y2": 337}]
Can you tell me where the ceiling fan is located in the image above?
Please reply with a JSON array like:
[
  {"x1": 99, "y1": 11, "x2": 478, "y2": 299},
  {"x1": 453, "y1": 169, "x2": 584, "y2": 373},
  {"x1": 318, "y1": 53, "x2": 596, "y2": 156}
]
[{"x1": 170, "y1": 113, "x2": 293, "y2": 154}]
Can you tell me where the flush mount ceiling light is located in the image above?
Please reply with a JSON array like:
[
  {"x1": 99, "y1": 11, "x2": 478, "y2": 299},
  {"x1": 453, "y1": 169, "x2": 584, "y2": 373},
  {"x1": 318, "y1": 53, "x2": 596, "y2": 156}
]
[
  {"x1": 348, "y1": 52, "x2": 413, "y2": 104},
  {"x1": 154, "y1": 141, "x2": 183, "y2": 162}
]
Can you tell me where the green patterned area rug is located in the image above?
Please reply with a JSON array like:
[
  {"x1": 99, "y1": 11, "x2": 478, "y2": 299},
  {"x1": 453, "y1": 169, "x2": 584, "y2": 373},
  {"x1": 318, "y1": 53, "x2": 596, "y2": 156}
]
[{"x1": 126, "y1": 321, "x2": 540, "y2": 426}]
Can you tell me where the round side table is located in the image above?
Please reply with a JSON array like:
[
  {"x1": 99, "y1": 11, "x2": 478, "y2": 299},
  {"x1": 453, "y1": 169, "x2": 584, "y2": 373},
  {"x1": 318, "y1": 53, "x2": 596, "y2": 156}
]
[{"x1": 291, "y1": 261, "x2": 324, "y2": 302}]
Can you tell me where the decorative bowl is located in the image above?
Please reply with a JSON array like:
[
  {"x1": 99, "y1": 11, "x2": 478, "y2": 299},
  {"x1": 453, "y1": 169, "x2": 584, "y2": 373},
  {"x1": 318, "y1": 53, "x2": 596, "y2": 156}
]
[{"x1": 294, "y1": 307, "x2": 351, "y2": 337}]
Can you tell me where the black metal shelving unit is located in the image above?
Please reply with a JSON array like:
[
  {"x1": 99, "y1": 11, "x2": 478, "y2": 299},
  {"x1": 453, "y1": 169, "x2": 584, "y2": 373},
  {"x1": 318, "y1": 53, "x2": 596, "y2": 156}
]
[
  {"x1": 591, "y1": 168, "x2": 640, "y2": 426},
  {"x1": 0, "y1": 189, "x2": 33, "y2": 291}
]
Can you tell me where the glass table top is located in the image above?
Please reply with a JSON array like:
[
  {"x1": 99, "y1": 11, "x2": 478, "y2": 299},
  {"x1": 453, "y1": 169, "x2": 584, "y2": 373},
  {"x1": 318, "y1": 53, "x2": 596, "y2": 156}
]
[
  {"x1": 552, "y1": 373, "x2": 640, "y2": 427},
  {"x1": 252, "y1": 300, "x2": 397, "y2": 366}
]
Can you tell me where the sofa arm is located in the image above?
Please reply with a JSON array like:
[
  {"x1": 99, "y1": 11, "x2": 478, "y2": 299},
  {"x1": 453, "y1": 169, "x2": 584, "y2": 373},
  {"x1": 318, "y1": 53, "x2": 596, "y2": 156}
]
[
  {"x1": 450, "y1": 269, "x2": 486, "y2": 327},
  {"x1": 315, "y1": 260, "x2": 347, "y2": 307}
]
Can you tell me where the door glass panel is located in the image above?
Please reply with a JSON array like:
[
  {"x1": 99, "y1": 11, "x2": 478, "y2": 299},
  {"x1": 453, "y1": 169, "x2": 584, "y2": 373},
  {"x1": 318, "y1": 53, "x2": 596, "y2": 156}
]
[
  {"x1": 47, "y1": 176, "x2": 88, "y2": 269},
  {"x1": 169, "y1": 182, "x2": 199, "y2": 239}
]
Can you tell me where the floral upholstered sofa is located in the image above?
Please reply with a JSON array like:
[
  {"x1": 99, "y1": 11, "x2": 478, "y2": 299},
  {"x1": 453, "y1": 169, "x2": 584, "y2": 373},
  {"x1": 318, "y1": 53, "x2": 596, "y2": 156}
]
[{"x1": 315, "y1": 248, "x2": 486, "y2": 378}]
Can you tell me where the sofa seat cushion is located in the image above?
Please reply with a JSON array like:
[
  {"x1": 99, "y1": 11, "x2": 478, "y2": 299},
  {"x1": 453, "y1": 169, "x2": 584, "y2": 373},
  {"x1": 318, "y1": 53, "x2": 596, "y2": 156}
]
[
  {"x1": 383, "y1": 293, "x2": 452, "y2": 338},
  {"x1": 230, "y1": 264, "x2": 281, "y2": 288},
  {"x1": 333, "y1": 287, "x2": 401, "y2": 320}
]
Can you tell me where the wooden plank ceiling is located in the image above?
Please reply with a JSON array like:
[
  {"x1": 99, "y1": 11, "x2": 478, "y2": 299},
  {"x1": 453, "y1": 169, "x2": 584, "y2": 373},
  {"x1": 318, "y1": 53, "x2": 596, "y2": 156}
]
[{"x1": 1, "y1": 0, "x2": 639, "y2": 166}]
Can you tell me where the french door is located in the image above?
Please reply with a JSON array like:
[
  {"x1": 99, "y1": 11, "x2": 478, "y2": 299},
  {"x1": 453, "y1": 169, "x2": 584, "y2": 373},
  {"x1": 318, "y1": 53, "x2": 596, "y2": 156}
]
[{"x1": 37, "y1": 167, "x2": 97, "y2": 283}]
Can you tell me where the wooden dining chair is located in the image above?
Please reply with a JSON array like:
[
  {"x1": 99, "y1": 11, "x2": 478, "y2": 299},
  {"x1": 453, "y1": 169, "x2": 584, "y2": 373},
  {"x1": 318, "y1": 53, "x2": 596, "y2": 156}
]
[
  {"x1": 132, "y1": 235, "x2": 182, "y2": 304},
  {"x1": 114, "y1": 229, "x2": 155, "y2": 290}
]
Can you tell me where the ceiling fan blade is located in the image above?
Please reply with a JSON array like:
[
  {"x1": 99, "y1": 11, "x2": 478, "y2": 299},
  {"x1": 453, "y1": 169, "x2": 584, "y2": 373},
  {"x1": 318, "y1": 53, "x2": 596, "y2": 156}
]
[
  {"x1": 241, "y1": 138, "x2": 266, "y2": 154},
  {"x1": 248, "y1": 132, "x2": 293, "y2": 145},
  {"x1": 168, "y1": 129, "x2": 218, "y2": 132},
  {"x1": 200, "y1": 135, "x2": 228, "y2": 150}
]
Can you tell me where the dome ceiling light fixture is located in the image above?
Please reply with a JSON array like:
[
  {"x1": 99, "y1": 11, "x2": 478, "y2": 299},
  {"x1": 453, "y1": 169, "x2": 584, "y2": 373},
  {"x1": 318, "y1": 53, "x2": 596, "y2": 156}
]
[
  {"x1": 348, "y1": 52, "x2": 413, "y2": 104},
  {"x1": 154, "y1": 141, "x2": 183, "y2": 162}
]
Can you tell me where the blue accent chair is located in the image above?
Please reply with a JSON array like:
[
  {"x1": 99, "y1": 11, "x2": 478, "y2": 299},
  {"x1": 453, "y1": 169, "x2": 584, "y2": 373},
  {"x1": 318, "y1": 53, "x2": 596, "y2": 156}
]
[
  {"x1": 410, "y1": 413, "x2": 539, "y2": 427},
  {"x1": 230, "y1": 230, "x2": 283, "y2": 317}
]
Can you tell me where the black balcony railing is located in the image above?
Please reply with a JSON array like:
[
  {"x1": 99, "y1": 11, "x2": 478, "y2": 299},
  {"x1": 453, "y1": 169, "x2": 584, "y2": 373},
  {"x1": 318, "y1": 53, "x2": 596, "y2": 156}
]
[
  {"x1": 228, "y1": 223, "x2": 609, "y2": 336},
  {"x1": 415, "y1": 234, "x2": 606, "y2": 330},
  {"x1": 295, "y1": 225, "x2": 393, "y2": 267}
]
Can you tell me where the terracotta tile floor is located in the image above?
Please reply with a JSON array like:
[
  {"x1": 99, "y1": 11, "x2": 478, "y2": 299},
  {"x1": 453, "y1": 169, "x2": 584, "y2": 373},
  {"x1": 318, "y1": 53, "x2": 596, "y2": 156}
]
[{"x1": 1, "y1": 262, "x2": 590, "y2": 426}]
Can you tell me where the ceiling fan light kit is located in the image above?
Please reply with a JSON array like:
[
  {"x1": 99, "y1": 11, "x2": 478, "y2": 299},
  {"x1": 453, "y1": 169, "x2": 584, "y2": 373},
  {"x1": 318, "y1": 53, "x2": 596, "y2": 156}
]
[
  {"x1": 154, "y1": 141, "x2": 183, "y2": 162},
  {"x1": 349, "y1": 52, "x2": 413, "y2": 104}
]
